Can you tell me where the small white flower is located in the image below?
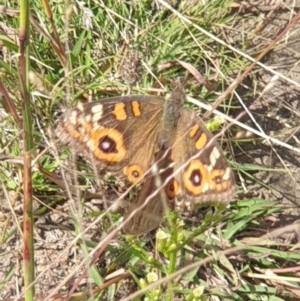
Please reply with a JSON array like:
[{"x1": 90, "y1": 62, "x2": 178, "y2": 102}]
[
  {"x1": 214, "y1": 115, "x2": 225, "y2": 125},
  {"x1": 156, "y1": 229, "x2": 169, "y2": 240},
  {"x1": 146, "y1": 272, "x2": 158, "y2": 283}
]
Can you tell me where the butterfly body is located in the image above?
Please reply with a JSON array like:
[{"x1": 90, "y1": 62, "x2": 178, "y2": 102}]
[{"x1": 57, "y1": 89, "x2": 235, "y2": 235}]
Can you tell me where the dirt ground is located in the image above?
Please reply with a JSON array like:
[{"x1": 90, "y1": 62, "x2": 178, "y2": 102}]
[{"x1": 236, "y1": 0, "x2": 300, "y2": 222}]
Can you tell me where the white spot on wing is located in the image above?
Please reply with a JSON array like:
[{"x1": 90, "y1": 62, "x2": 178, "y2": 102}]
[
  {"x1": 185, "y1": 200, "x2": 192, "y2": 211},
  {"x1": 69, "y1": 111, "x2": 78, "y2": 125},
  {"x1": 92, "y1": 111, "x2": 103, "y2": 122},
  {"x1": 92, "y1": 123, "x2": 101, "y2": 129},
  {"x1": 209, "y1": 147, "x2": 220, "y2": 168},
  {"x1": 87, "y1": 139, "x2": 95, "y2": 151},
  {"x1": 85, "y1": 114, "x2": 91, "y2": 122},
  {"x1": 223, "y1": 167, "x2": 231, "y2": 180},
  {"x1": 77, "y1": 103, "x2": 84, "y2": 111},
  {"x1": 202, "y1": 182, "x2": 209, "y2": 192},
  {"x1": 91, "y1": 104, "x2": 103, "y2": 114},
  {"x1": 206, "y1": 164, "x2": 213, "y2": 173}
]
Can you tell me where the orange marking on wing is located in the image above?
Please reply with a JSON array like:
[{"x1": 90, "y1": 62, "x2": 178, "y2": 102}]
[
  {"x1": 91, "y1": 128, "x2": 126, "y2": 163},
  {"x1": 195, "y1": 133, "x2": 207, "y2": 150},
  {"x1": 83, "y1": 123, "x2": 92, "y2": 132},
  {"x1": 113, "y1": 103, "x2": 127, "y2": 120},
  {"x1": 131, "y1": 101, "x2": 141, "y2": 116},
  {"x1": 123, "y1": 164, "x2": 144, "y2": 183},
  {"x1": 222, "y1": 181, "x2": 229, "y2": 190},
  {"x1": 209, "y1": 169, "x2": 228, "y2": 192},
  {"x1": 183, "y1": 159, "x2": 208, "y2": 195},
  {"x1": 66, "y1": 124, "x2": 80, "y2": 139},
  {"x1": 165, "y1": 179, "x2": 180, "y2": 199},
  {"x1": 189, "y1": 124, "x2": 199, "y2": 138}
]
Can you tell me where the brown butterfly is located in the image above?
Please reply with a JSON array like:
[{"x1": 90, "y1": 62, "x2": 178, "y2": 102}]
[{"x1": 57, "y1": 86, "x2": 235, "y2": 235}]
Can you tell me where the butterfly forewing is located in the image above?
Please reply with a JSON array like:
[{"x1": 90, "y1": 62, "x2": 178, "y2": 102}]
[{"x1": 57, "y1": 96, "x2": 165, "y2": 185}]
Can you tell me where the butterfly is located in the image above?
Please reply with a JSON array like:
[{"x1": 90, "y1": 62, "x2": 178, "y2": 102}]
[{"x1": 56, "y1": 86, "x2": 235, "y2": 235}]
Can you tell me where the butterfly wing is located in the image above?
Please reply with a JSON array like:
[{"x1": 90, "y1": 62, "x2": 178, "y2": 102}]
[
  {"x1": 122, "y1": 174, "x2": 165, "y2": 235},
  {"x1": 170, "y1": 108, "x2": 236, "y2": 211},
  {"x1": 123, "y1": 150, "x2": 174, "y2": 235},
  {"x1": 122, "y1": 107, "x2": 235, "y2": 235},
  {"x1": 57, "y1": 96, "x2": 165, "y2": 184}
]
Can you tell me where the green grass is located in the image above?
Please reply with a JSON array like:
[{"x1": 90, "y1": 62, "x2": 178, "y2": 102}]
[{"x1": 1, "y1": 1, "x2": 300, "y2": 301}]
